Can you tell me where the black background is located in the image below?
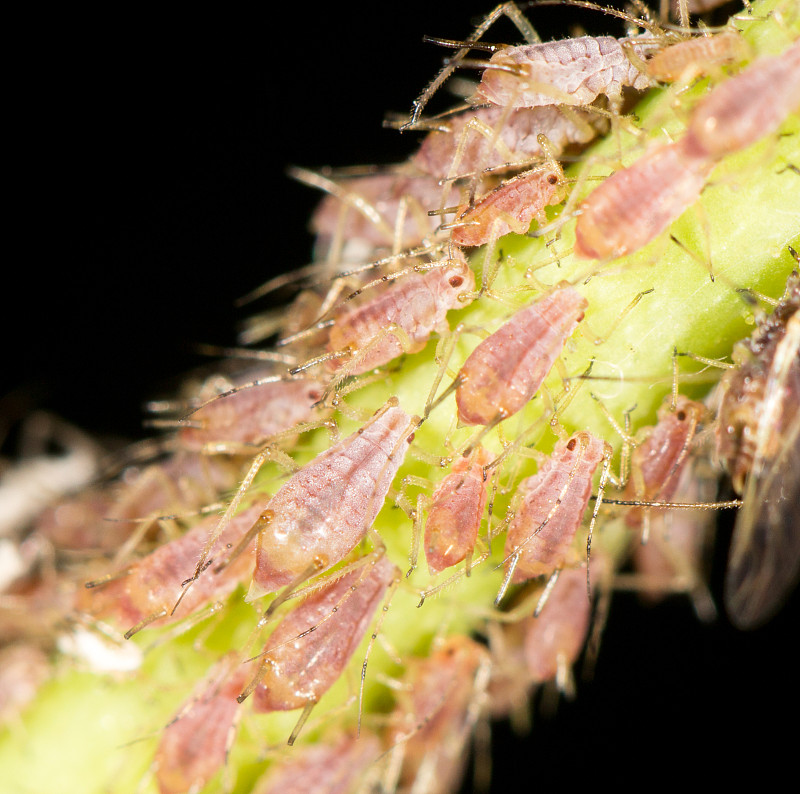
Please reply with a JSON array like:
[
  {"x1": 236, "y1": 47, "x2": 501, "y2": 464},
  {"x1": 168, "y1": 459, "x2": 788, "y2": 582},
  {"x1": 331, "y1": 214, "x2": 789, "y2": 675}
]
[{"x1": 5, "y1": 2, "x2": 795, "y2": 790}]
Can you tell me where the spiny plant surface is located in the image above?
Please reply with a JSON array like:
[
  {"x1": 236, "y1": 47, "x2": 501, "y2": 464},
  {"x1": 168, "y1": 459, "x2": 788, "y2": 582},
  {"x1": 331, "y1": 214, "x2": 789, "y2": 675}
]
[{"x1": 1, "y1": 1, "x2": 798, "y2": 792}]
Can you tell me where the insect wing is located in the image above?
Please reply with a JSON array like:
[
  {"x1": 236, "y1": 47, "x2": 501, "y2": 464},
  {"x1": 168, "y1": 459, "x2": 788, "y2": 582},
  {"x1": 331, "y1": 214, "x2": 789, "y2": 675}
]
[{"x1": 725, "y1": 312, "x2": 800, "y2": 629}]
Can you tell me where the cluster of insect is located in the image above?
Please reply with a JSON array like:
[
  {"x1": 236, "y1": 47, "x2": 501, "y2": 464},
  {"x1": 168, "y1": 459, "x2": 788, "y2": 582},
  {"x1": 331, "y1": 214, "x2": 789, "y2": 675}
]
[{"x1": 2, "y1": 1, "x2": 798, "y2": 793}]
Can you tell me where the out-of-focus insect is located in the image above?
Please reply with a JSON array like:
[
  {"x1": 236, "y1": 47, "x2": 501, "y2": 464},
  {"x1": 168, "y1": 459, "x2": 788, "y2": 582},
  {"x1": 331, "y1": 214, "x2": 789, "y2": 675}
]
[
  {"x1": 252, "y1": 732, "x2": 381, "y2": 794},
  {"x1": 715, "y1": 268, "x2": 800, "y2": 628},
  {"x1": 154, "y1": 653, "x2": 251, "y2": 794}
]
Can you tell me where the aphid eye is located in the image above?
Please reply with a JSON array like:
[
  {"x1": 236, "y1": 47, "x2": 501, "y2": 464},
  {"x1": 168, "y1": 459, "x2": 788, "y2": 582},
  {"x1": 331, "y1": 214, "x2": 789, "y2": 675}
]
[
  {"x1": 546, "y1": 173, "x2": 558, "y2": 185},
  {"x1": 676, "y1": 410, "x2": 687, "y2": 421},
  {"x1": 566, "y1": 438, "x2": 577, "y2": 451},
  {"x1": 449, "y1": 275, "x2": 465, "y2": 288},
  {"x1": 308, "y1": 389, "x2": 322, "y2": 401},
  {"x1": 406, "y1": 432, "x2": 415, "y2": 443}
]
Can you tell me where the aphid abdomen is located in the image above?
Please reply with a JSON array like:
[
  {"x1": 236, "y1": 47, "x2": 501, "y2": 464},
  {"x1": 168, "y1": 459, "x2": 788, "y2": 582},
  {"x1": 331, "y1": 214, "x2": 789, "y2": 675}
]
[
  {"x1": 179, "y1": 378, "x2": 324, "y2": 451},
  {"x1": 521, "y1": 566, "x2": 592, "y2": 683},
  {"x1": 684, "y1": 39, "x2": 800, "y2": 161},
  {"x1": 252, "y1": 403, "x2": 415, "y2": 595},
  {"x1": 504, "y1": 431, "x2": 606, "y2": 584},
  {"x1": 456, "y1": 287, "x2": 587, "y2": 426},
  {"x1": 574, "y1": 140, "x2": 713, "y2": 261},
  {"x1": 477, "y1": 36, "x2": 653, "y2": 108},
  {"x1": 424, "y1": 447, "x2": 491, "y2": 575},
  {"x1": 327, "y1": 257, "x2": 475, "y2": 375},
  {"x1": 252, "y1": 555, "x2": 397, "y2": 712},
  {"x1": 451, "y1": 167, "x2": 563, "y2": 247}
]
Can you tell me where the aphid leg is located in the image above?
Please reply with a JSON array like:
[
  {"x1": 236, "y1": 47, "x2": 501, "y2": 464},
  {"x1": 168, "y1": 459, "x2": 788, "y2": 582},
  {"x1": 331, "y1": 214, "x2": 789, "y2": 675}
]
[
  {"x1": 532, "y1": 567, "x2": 562, "y2": 617},
  {"x1": 407, "y1": 492, "x2": 429, "y2": 577},
  {"x1": 583, "y1": 442, "x2": 613, "y2": 599},
  {"x1": 404, "y1": 2, "x2": 541, "y2": 129},
  {"x1": 425, "y1": 322, "x2": 467, "y2": 418},
  {"x1": 579, "y1": 287, "x2": 655, "y2": 346}
]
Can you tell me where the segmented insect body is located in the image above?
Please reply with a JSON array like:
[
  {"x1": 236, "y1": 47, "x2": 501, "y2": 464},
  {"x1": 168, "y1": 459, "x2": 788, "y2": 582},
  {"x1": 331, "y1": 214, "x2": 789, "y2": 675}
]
[
  {"x1": 455, "y1": 286, "x2": 587, "y2": 426},
  {"x1": 623, "y1": 395, "x2": 705, "y2": 527},
  {"x1": 154, "y1": 654, "x2": 251, "y2": 794},
  {"x1": 644, "y1": 30, "x2": 746, "y2": 83},
  {"x1": 411, "y1": 105, "x2": 599, "y2": 180},
  {"x1": 388, "y1": 636, "x2": 490, "y2": 794},
  {"x1": 253, "y1": 733, "x2": 381, "y2": 794},
  {"x1": 504, "y1": 431, "x2": 607, "y2": 584},
  {"x1": 326, "y1": 253, "x2": 475, "y2": 375},
  {"x1": 424, "y1": 446, "x2": 491, "y2": 575},
  {"x1": 250, "y1": 555, "x2": 397, "y2": 713},
  {"x1": 521, "y1": 566, "x2": 593, "y2": 684},
  {"x1": 716, "y1": 273, "x2": 800, "y2": 628},
  {"x1": 450, "y1": 165, "x2": 564, "y2": 247},
  {"x1": 251, "y1": 401, "x2": 416, "y2": 596},
  {"x1": 683, "y1": 39, "x2": 800, "y2": 161},
  {"x1": 476, "y1": 36, "x2": 654, "y2": 108},
  {"x1": 178, "y1": 377, "x2": 325, "y2": 452},
  {"x1": 574, "y1": 139, "x2": 713, "y2": 260},
  {"x1": 83, "y1": 503, "x2": 263, "y2": 635},
  {"x1": 310, "y1": 171, "x2": 460, "y2": 252}
]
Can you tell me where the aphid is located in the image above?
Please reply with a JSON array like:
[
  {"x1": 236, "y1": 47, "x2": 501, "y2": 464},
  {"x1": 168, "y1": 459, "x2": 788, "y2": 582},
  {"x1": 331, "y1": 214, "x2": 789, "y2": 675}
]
[
  {"x1": 249, "y1": 399, "x2": 417, "y2": 598},
  {"x1": 154, "y1": 653, "x2": 251, "y2": 794},
  {"x1": 574, "y1": 138, "x2": 713, "y2": 261},
  {"x1": 411, "y1": 105, "x2": 600, "y2": 181},
  {"x1": 622, "y1": 395, "x2": 705, "y2": 534},
  {"x1": 84, "y1": 503, "x2": 263, "y2": 638},
  {"x1": 643, "y1": 29, "x2": 747, "y2": 83},
  {"x1": 683, "y1": 38, "x2": 800, "y2": 161},
  {"x1": 423, "y1": 446, "x2": 492, "y2": 575},
  {"x1": 177, "y1": 376, "x2": 325, "y2": 453},
  {"x1": 386, "y1": 635, "x2": 491, "y2": 794},
  {"x1": 449, "y1": 164, "x2": 564, "y2": 247},
  {"x1": 325, "y1": 251, "x2": 475, "y2": 377},
  {"x1": 475, "y1": 35, "x2": 655, "y2": 109},
  {"x1": 245, "y1": 555, "x2": 398, "y2": 745},
  {"x1": 502, "y1": 431, "x2": 609, "y2": 590},
  {"x1": 716, "y1": 270, "x2": 800, "y2": 628},
  {"x1": 520, "y1": 565, "x2": 594, "y2": 688},
  {"x1": 252, "y1": 732, "x2": 381, "y2": 794},
  {"x1": 453, "y1": 285, "x2": 587, "y2": 426}
]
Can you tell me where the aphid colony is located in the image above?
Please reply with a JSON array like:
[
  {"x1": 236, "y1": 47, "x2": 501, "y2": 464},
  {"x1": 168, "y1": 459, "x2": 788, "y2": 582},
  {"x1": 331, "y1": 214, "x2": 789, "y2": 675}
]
[{"x1": 1, "y1": 2, "x2": 798, "y2": 793}]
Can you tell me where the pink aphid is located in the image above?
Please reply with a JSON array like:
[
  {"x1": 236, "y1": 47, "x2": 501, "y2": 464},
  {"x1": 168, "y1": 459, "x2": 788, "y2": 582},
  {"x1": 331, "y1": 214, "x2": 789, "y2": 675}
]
[
  {"x1": 253, "y1": 733, "x2": 381, "y2": 794},
  {"x1": 450, "y1": 165, "x2": 564, "y2": 247},
  {"x1": 326, "y1": 252, "x2": 475, "y2": 376},
  {"x1": 521, "y1": 566, "x2": 593, "y2": 684},
  {"x1": 623, "y1": 396, "x2": 705, "y2": 528},
  {"x1": 455, "y1": 286, "x2": 587, "y2": 426},
  {"x1": 310, "y1": 171, "x2": 461, "y2": 251},
  {"x1": 250, "y1": 400, "x2": 416, "y2": 597},
  {"x1": 476, "y1": 35, "x2": 654, "y2": 109},
  {"x1": 644, "y1": 30, "x2": 746, "y2": 83},
  {"x1": 178, "y1": 377, "x2": 325, "y2": 452},
  {"x1": 424, "y1": 446, "x2": 492, "y2": 575},
  {"x1": 504, "y1": 431, "x2": 608, "y2": 584},
  {"x1": 411, "y1": 105, "x2": 599, "y2": 180},
  {"x1": 250, "y1": 555, "x2": 397, "y2": 716},
  {"x1": 83, "y1": 503, "x2": 263, "y2": 637},
  {"x1": 683, "y1": 39, "x2": 800, "y2": 161},
  {"x1": 154, "y1": 654, "x2": 251, "y2": 794},
  {"x1": 574, "y1": 138, "x2": 713, "y2": 261},
  {"x1": 388, "y1": 636, "x2": 490, "y2": 794}
]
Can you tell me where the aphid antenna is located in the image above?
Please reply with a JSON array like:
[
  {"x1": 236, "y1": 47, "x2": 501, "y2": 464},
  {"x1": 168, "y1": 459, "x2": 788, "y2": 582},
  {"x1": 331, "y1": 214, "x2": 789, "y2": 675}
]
[
  {"x1": 596, "y1": 495, "x2": 742, "y2": 508},
  {"x1": 422, "y1": 35, "x2": 508, "y2": 54},
  {"x1": 522, "y1": 0, "x2": 664, "y2": 36},
  {"x1": 191, "y1": 343, "x2": 298, "y2": 367},
  {"x1": 235, "y1": 260, "x2": 328, "y2": 308}
]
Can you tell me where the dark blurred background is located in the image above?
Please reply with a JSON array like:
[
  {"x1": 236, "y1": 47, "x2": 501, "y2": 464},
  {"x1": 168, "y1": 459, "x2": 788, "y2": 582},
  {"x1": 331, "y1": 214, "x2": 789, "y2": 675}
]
[{"x1": 4, "y1": 1, "x2": 794, "y2": 789}]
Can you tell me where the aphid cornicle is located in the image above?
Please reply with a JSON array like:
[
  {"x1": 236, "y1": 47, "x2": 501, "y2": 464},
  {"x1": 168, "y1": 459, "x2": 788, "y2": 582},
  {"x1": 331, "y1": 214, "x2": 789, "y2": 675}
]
[
  {"x1": 455, "y1": 286, "x2": 588, "y2": 426},
  {"x1": 716, "y1": 271, "x2": 800, "y2": 629},
  {"x1": 249, "y1": 399, "x2": 417, "y2": 598}
]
